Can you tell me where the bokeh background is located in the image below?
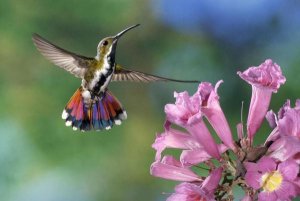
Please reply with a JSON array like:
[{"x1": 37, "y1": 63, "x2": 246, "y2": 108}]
[{"x1": 1, "y1": 0, "x2": 300, "y2": 200}]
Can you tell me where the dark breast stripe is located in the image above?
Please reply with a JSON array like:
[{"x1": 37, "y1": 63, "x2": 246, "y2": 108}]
[{"x1": 92, "y1": 66, "x2": 114, "y2": 95}]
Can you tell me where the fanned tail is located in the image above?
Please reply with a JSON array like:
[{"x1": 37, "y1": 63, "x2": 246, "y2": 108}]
[{"x1": 62, "y1": 88, "x2": 127, "y2": 131}]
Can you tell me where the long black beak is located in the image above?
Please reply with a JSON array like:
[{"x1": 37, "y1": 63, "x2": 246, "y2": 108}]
[{"x1": 114, "y1": 24, "x2": 140, "y2": 40}]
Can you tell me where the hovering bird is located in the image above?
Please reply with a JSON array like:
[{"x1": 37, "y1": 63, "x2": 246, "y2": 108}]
[{"x1": 32, "y1": 24, "x2": 199, "y2": 131}]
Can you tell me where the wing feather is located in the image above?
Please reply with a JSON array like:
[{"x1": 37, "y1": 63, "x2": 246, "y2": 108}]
[
  {"x1": 32, "y1": 33, "x2": 94, "y2": 78},
  {"x1": 112, "y1": 65, "x2": 200, "y2": 83},
  {"x1": 111, "y1": 65, "x2": 168, "y2": 83}
]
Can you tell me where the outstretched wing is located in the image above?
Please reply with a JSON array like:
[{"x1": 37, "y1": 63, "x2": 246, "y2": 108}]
[
  {"x1": 112, "y1": 64, "x2": 200, "y2": 83},
  {"x1": 32, "y1": 33, "x2": 94, "y2": 78}
]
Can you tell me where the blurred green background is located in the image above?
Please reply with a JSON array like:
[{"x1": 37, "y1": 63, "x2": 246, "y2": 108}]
[{"x1": 1, "y1": 0, "x2": 300, "y2": 200}]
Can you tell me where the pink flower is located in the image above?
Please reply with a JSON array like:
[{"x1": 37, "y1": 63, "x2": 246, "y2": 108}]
[
  {"x1": 245, "y1": 157, "x2": 300, "y2": 201},
  {"x1": 266, "y1": 100, "x2": 300, "y2": 142},
  {"x1": 166, "y1": 168, "x2": 222, "y2": 201},
  {"x1": 150, "y1": 155, "x2": 202, "y2": 182},
  {"x1": 238, "y1": 59, "x2": 286, "y2": 143},
  {"x1": 164, "y1": 91, "x2": 221, "y2": 159},
  {"x1": 165, "y1": 91, "x2": 201, "y2": 127},
  {"x1": 152, "y1": 122, "x2": 227, "y2": 165},
  {"x1": 196, "y1": 81, "x2": 236, "y2": 151}
]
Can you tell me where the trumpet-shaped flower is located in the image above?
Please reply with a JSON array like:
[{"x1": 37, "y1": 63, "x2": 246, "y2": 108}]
[
  {"x1": 164, "y1": 91, "x2": 221, "y2": 159},
  {"x1": 238, "y1": 59, "x2": 285, "y2": 142},
  {"x1": 196, "y1": 81, "x2": 236, "y2": 150}
]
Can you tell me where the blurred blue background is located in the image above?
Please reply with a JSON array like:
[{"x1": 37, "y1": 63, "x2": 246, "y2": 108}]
[{"x1": 1, "y1": 0, "x2": 300, "y2": 200}]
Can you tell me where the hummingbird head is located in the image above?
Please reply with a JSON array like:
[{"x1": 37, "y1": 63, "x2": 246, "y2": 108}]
[{"x1": 96, "y1": 24, "x2": 140, "y2": 63}]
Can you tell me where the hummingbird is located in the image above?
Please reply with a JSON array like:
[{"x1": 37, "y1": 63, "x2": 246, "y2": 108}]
[{"x1": 32, "y1": 24, "x2": 199, "y2": 132}]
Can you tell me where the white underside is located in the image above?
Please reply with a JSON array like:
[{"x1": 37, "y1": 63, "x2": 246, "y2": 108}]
[{"x1": 89, "y1": 70, "x2": 101, "y2": 90}]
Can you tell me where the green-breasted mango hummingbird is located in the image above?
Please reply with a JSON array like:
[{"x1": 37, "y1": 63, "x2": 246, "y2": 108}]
[{"x1": 32, "y1": 24, "x2": 199, "y2": 131}]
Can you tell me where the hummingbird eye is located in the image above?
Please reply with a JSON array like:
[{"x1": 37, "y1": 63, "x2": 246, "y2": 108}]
[{"x1": 102, "y1": 40, "x2": 108, "y2": 46}]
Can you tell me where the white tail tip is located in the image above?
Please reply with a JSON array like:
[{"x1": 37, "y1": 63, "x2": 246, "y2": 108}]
[
  {"x1": 119, "y1": 111, "x2": 127, "y2": 120},
  {"x1": 115, "y1": 119, "x2": 122, "y2": 125},
  {"x1": 62, "y1": 110, "x2": 69, "y2": 120},
  {"x1": 65, "y1": 121, "x2": 72, "y2": 127}
]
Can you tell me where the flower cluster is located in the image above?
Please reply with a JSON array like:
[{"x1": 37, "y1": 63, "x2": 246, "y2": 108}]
[{"x1": 150, "y1": 59, "x2": 300, "y2": 200}]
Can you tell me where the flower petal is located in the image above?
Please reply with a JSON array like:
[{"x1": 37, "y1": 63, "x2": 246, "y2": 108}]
[
  {"x1": 180, "y1": 149, "x2": 212, "y2": 166},
  {"x1": 166, "y1": 194, "x2": 189, "y2": 201},
  {"x1": 167, "y1": 182, "x2": 213, "y2": 201},
  {"x1": 266, "y1": 110, "x2": 277, "y2": 129},
  {"x1": 152, "y1": 124, "x2": 201, "y2": 161},
  {"x1": 196, "y1": 81, "x2": 236, "y2": 150},
  {"x1": 244, "y1": 161, "x2": 259, "y2": 172},
  {"x1": 278, "y1": 160, "x2": 299, "y2": 181},
  {"x1": 162, "y1": 155, "x2": 183, "y2": 167},
  {"x1": 278, "y1": 99, "x2": 291, "y2": 119},
  {"x1": 274, "y1": 181, "x2": 298, "y2": 200},
  {"x1": 278, "y1": 101, "x2": 300, "y2": 137},
  {"x1": 265, "y1": 127, "x2": 280, "y2": 143},
  {"x1": 247, "y1": 86, "x2": 273, "y2": 142},
  {"x1": 268, "y1": 136, "x2": 300, "y2": 162},
  {"x1": 186, "y1": 122, "x2": 221, "y2": 159},
  {"x1": 257, "y1": 157, "x2": 277, "y2": 172},
  {"x1": 237, "y1": 59, "x2": 285, "y2": 92},
  {"x1": 174, "y1": 182, "x2": 205, "y2": 195},
  {"x1": 180, "y1": 145, "x2": 227, "y2": 166},
  {"x1": 245, "y1": 171, "x2": 261, "y2": 189},
  {"x1": 150, "y1": 156, "x2": 202, "y2": 182},
  {"x1": 165, "y1": 103, "x2": 190, "y2": 126},
  {"x1": 201, "y1": 167, "x2": 222, "y2": 193},
  {"x1": 258, "y1": 191, "x2": 278, "y2": 201},
  {"x1": 165, "y1": 91, "x2": 202, "y2": 127}
]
